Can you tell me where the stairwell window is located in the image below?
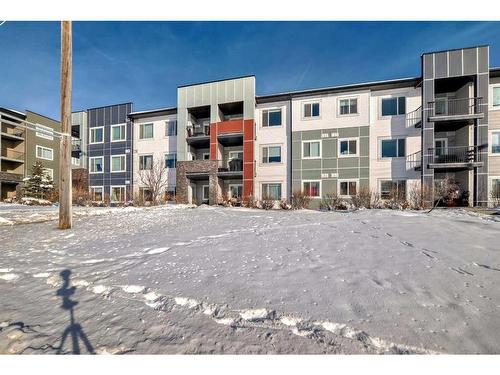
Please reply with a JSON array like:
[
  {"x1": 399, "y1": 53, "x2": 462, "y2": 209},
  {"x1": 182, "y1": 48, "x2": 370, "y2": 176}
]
[
  {"x1": 262, "y1": 183, "x2": 282, "y2": 200},
  {"x1": 381, "y1": 138, "x2": 405, "y2": 158},
  {"x1": 90, "y1": 127, "x2": 103, "y2": 144},
  {"x1": 166, "y1": 120, "x2": 177, "y2": 136},
  {"x1": 381, "y1": 97, "x2": 406, "y2": 116},
  {"x1": 339, "y1": 97, "x2": 358, "y2": 115},
  {"x1": 303, "y1": 181, "x2": 321, "y2": 198},
  {"x1": 262, "y1": 145, "x2": 281, "y2": 164},
  {"x1": 262, "y1": 109, "x2": 282, "y2": 127},
  {"x1": 111, "y1": 124, "x2": 126, "y2": 142},
  {"x1": 139, "y1": 155, "x2": 153, "y2": 170},
  {"x1": 380, "y1": 180, "x2": 406, "y2": 200},
  {"x1": 110, "y1": 155, "x2": 126, "y2": 172},
  {"x1": 303, "y1": 102, "x2": 320, "y2": 118},
  {"x1": 139, "y1": 123, "x2": 154, "y2": 139},
  {"x1": 36, "y1": 145, "x2": 53, "y2": 161},
  {"x1": 339, "y1": 180, "x2": 357, "y2": 197},
  {"x1": 339, "y1": 138, "x2": 358, "y2": 157},
  {"x1": 165, "y1": 153, "x2": 177, "y2": 168},
  {"x1": 492, "y1": 132, "x2": 500, "y2": 154},
  {"x1": 302, "y1": 141, "x2": 321, "y2": 159},
  {"x1": 89, "y1": 157, "x2": 103, "y2": 173}
]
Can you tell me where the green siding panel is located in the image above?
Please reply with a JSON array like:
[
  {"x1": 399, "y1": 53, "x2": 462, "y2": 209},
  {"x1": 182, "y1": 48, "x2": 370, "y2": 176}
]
[
  {"x1": 339, "y1": 168, "x2": 359, "y2": 179},
  {"x1": 338, "y1": 127, "x2": 359, "y2": 138},
  {"x1": 338, "y1": 157, "x2": 359, "y2": 169},
  {"x1": 302, "y1": 159, "x2": 321, "y2": 170}
]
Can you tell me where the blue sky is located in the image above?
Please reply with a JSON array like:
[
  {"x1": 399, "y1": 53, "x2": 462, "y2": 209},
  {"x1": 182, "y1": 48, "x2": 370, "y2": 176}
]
[{"x1": 1, "y1": 21, "x2": 500, "y2": 120}]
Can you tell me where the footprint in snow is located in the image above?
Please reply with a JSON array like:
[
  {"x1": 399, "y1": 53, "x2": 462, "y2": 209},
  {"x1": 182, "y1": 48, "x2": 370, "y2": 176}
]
[
  {"x1": 450, "y1": 267, "x2": 474, "y2": 276},
  {"x1": 472, "y1": 263, "x2": 500, "y2": 272},
  {"x1": 400, "y1": 241, "x2": 413, "y2": 247}
]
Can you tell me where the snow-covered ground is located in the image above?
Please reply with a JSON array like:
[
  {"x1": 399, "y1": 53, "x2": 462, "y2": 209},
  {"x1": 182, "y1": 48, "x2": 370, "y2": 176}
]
[{"x1": 0, "y1": 205, "x2": 499, "y2": 354}]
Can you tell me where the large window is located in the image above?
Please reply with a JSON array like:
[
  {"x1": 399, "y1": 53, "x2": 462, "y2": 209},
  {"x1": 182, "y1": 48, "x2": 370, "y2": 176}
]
[
  {"x1": 111, "y1": 124, "x2": 126, "y2": 142},
  {"x1": 262, "y1": 183, "x2": 282, "y2": 200},
  {"x1": 380, "y1": 180, "x2": 406, "y2": 200},
  {"x1": 303, "y1": 102, "x2": 320, "y2": 118},
  {"x1": 36, "y1": 145, "x2": 53, "y2": 161},
  {"x1": 303, "y1": 181, "x2": 320, "y2": 197},
  {"x1": 339, "y1": 180, "x2": 357, "y2": 197},
  {"x1": 262, "y1": 145, "x2": 281, "y2": 163},
  {"x1": 165, "y1": 153, "x2": 177, "y2": 168},
  {"x1": 339, "y1": 138, "x2": 357, "y2": 156},
  {"x1": 492, "y1": 132, "x2": 500, "y2": 154},
  {"x1": 90, "y1": 186, "x2": 103, "y2": 201},
  {"x1": 493, "y1": 87, "x2": 500, "y2": 107},
  {"x1": 110, "y1": 186, "x2": 126, "y2": 202},
  {"x1": 381, "y1": 139, "x2": 405, "y2": 158},
  {"x1": 229, "y1": 184, "x2": 243, "y2": 199},
  {"x1": 262, "y1": 109, "x2": 282, "y2": 127},
  {"x1": 36, "y1": 124, "x2": 54, "y2": 140},
  {"x1": 492, "y1": 179, "x2": 500, "y2": 200},
  {"x1": 89, "y1": 157, "x2": 103, "y2": 173},
  {"x1": 139, "y1": 154, "x2": 153, "y2": 170},
  {"x1": 202, "y1": 185, "x2": 210, "y2": 202},
  {"x1": 166, "y1": 120, "x2": 177, "y2": 136},
  {"x1": 302, "y1": 141, "x2": 321, "y2": 159},
  {"x1": 110, "y1": 155, "x2": 126, "y2": 172},
  {"x1": 139, "y1": 123, "x2": 154, "y2": 139},
  {"x1": 381, "y1": 97, "x2": 406, "y2": 116},
  {"x1": 90, "y1": 127, "x2": 103, "y2": 144},
  {"x1": 71, "y1": 157, "x2": 81, "y2": 166},
  {"x1": 339, "y1": 97, "x2": 358, "y2": 115}
]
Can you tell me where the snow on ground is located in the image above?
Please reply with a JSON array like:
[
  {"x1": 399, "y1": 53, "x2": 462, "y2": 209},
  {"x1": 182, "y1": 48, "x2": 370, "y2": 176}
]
[{"x1": 0, "y1": 204, "x2": 499, "y2": 354}]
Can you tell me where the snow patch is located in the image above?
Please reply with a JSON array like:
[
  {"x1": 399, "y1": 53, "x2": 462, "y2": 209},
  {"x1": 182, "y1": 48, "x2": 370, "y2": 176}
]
[
  {"x1": 33, "y1": 272, "x2": 51, "y2": 278},
  {"x1": 279, "y1": 316, "x2": 303, "y2": 326},
  {"x1": 0, "y1": 217, "x2": 14, "y2": 226},
  {"x1": 213, "y1": 317, "x2": 236, "y2": 326},
  {"x1": 174, "y1": 297, "x2": 200, "y2": 309},
  {"x1": 239, "y1": 308, "x2": 273, "y2": 321},
  {"x1": 147, "y1": 247, "x2": 170, "y2": 255},
  {"x1": 91, "y1": 285, "x2": 112, "y2": 294},
  {"x1": 121, "y1": 285, "x2": 145, "y2": 294},
  {"x1": 0, "y1": 273, "x2": 20, "y2": 282},
  {"x1": 72, "y1": 279, "x2": 90, "y2": 287},
  {"x1": 144, "y1": 291, "x2": 161, "y2": 301},
  {"x1": 82, "y1": 258, "x2": 115, "y2": 264},
  {"x1": 46, "y1": 275, "x2": 61, "y2": 287},
  {"x1": 0, "y1": 268, "x2": 13, "y2": 273}
]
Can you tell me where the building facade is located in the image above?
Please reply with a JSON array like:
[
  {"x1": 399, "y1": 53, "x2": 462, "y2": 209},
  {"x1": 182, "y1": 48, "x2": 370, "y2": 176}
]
[{"x1": 87, "y1": 103, "x2": 133, "y2": 202}]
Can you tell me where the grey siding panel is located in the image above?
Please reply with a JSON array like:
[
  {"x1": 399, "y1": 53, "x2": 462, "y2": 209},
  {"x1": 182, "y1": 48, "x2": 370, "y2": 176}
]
[
  {"x1": 463, "y1": 48, "x2": 477, "y2": 75},
  {"x1": 423, "y1": 54, "x2": 434, "y2": 79},
  {"x1": 449, "y1": 50, "x2": 462, "y2": 76},
  {"x1": 478, "y1": 46, "x2": 489, "y2": 73},
  {"x1": 434, "y1": 52, "x2": 448, "y2": 79}
]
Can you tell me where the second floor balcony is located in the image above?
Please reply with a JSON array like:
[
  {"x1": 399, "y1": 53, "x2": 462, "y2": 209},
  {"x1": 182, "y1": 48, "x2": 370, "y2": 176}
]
[
  {"x1": 428, "y1": 97, "x2": 484, "y2": 122},
  {"x1": 427, "y1": 145, "x2": 485, "y2": 169},
  {"x1": 0, "y1": 148, "x2": 25, "y2": 163}
]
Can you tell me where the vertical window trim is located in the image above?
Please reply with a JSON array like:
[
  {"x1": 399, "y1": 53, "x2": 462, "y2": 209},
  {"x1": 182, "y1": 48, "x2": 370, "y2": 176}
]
[
  {"x1": 110, "y1": 154, "x2": 126, "y2": 173},
  {"x1": 89, "y1": 126, "x2": 104, "y2": 144},
  {"x1": 110, "y1": 123, "x2": 126, "y2": 142}
]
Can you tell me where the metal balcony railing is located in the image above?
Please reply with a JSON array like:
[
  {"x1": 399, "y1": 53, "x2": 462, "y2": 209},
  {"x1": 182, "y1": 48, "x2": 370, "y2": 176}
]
[
  {"x1": 428, "y1": 97, "x2": 483, "y2": 118},
  {"x1": 1, "y1": 147, "x2": 25, "y2": 161},
  {"x1": 187, "y1": 123, "x2": 210, "y2": 137},
  {"x1": 406, "y1": 150, "x2": 422, "y2": 170},
  {"x1": 217, "y1": 158, "x2": 243, "y2": 173},
  {"x1": 406, "y1": 106, "x2": 422, "y2": 128},
  {"x1": 427, "y1": 146, "x2": 484, "y2": 165}
]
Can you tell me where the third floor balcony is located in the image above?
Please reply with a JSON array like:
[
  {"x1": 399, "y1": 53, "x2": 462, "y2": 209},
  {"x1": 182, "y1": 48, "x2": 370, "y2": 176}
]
[{"x1": 428, "y1": 97, "x2": 484, "y2": 122}]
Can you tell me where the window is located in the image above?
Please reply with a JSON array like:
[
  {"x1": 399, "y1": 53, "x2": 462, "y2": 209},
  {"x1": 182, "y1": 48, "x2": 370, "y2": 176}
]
[
  {"x1": 110, "y1": 186, "x2": 126, "y2": 202},
  {"x1": 492, "y1": 132, "x2": 500, "y2": 154},
  {"x1": 111, "y1": 124, "x2": 126, "y2": 142},
  {"x1": 262, "y1": 146, "x2": 281, "y2": 163},
  {"x1": 202, "y1": 185, "x2": 210, "y2": 201},
  {"x1": 302, "y1": 141, "x2": 321, "y2": 159},
  {"x1": 339, "y1": 98, "x2": 358, "y2": 115},
  {"x1": 435, "y1": 138, "x2": 448, "y2": 156},
  {"x1": 36, "y1": 145, "x2": 53, "y2": 161},
  {"x1": 229, "y1": 184, "x2": 243, "y2": 199},
  {"x1": 89, "y1": 157, "x2": 103, "y2": 173},
  {"x1": 202, "y1": 153, "x2": 210, "y2": 160},
  {"x1": 339, "y1": 180, "x2": 357, "y2": 197},
  {"x1": 71, "y1": 157, "x2": 81, "y2": 166},
  {"x1": 90, "y1": 127, "x2": 103, "y2": 144},
  {"x1": 139, "y1": 123, "x2": 154, "y2": 139},
  {"x1": 339, "y1": 139, "x2": 358, "y2": 156},
  {"x1": 493, "y1": 87, "x2": 500, "y2": 107},
  {"x1": 381, "y1": 139, "x2": 405, "y2": 158},
  {"x1": 262, "y1": 109, "x2": 282, "y2": 127},
  {"x1": 492, "y1": 179, "x2": 500, "y2": 200},
  {"x1": 381, "y1": 97, "x2": 406, "y2": 116},
  {"x1": 165, "y1": 153, "x2": 177, "y2": 168},
  {"x1": 303, "y1": 102, "x2": 320, "y2": 118},
  {"x1": 139, "y1": 155, "x2": 153, "y2": 170},
  {"x1": 36, "y1": 124, "x2": 54, "y2": 140},
  {"x1": 262, "y1": 183, "x2": 282, "y2": 200},
  {"x1": 111, "y1": 155, "x2": 126, "y2": 172},
  {"x1": 303, "y1": 181, "x2": 320, "y2": 197},
  {"x1": 140, "y1": 187, "x2": 153, "y2": 202},
  {"x1": 166, "y1": 120, "x2": 177, "y2": 136},
  {"x1": 43, "y1": 168, "x2": 53, "y2": 181},
  {"x1": 90, "y1": 186, "x2": 103, "y2": 201},
  {"x1": 380, "y1": 180, "x2": 406, "y2": 200}
]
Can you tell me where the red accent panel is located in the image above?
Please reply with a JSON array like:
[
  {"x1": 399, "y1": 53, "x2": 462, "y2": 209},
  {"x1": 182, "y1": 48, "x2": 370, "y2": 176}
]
[
  {"x1": 242, "y1": 119, "x2": 255, "y2": 199},
  {"x1": 209, "y1": 123, "x2": 217, "y2": 159},
  {"x1": 243, "y1": 120, "x2": 254, "y2": 140},
  {"x1": 243, "y1": 180, "x2": 253, "y2": 198},
  {"x1": 243, "y1": 162, "x2": 254, "y2": 180},
  {"x1": 217, "y1": 119, "x2": 244, "y2": 134}
]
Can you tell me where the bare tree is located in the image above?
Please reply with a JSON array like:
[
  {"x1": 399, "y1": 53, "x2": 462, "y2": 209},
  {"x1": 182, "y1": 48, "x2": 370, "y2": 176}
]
[{"x1": 137, "y1": 157, "x2": 170, "y2": 205}]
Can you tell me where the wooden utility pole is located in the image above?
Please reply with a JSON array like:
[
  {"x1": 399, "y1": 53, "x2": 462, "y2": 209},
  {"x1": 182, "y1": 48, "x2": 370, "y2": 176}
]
[{"x1": 59, "y1": 21, "x2": 72, "y2": 229}]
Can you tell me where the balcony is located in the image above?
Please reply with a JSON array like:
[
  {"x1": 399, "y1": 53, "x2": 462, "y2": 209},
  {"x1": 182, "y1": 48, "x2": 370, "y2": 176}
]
[
  {"x1": 0, "y1": 148, "x2": 25, "y2": 163},
  {"x1": 72, "y1": 138, "x2": 82, "y2": 157},
  {"x1": 217, "y1": 158, "x2": 243, "y2": 179},
  {"x1": 186, "y1": 123, "x2": 210, "y2": 148},
  {"x1": 1, "y1": 124, "x2": 25, "y2": 140},
  {"x1": 427, "y1": 146, "x2": 485, "y2": 170},
  {"x1": 406, "y1": 150, "x2": 422, "y2": 171},
  {"x1": 428, "y1": 97, "x2": 484, "y2": 122}
]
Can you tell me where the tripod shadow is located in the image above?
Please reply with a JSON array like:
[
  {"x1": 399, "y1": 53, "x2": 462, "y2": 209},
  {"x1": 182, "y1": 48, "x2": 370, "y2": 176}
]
[{"x1": 56, "y1": 269, "x2": 95, "y2": 354}]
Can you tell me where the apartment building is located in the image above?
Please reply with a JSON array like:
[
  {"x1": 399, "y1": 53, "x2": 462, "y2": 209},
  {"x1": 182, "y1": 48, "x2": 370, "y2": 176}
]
[
  {"x1": 0, "y1": 108, "x2": 26, "y2": 199},
  {"x1": 87, "y1": 103, "x2": 133, "y2": 202},
  {"x1": 128, "y1": 107, "x2": 178, "y2": 200}
]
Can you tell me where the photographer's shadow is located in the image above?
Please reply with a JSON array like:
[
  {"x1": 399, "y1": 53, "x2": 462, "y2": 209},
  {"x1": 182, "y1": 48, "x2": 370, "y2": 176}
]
[{"x1": 56, "y1": 269, "x2": 95, "y2": 354}]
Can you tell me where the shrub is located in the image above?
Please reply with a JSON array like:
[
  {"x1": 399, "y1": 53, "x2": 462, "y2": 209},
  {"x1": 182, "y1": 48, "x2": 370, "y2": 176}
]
[
  {"x1": 241, "y1": 194, "x2": 256, "y2": 208},
  {"x1": 260, "y1": 195, "x2": 275, "y2": 210},
  {"x1": 279, "y1": 199, "x2": 291, "y2": 210},
  {"x1": 408, "y1": 182, "x2": 423, "y2": 210},
  {"x1": 490, "y1": 186, "x2": 500, "y2": 208},
  {"x1": 320, "y1": 192, "x2": 343, "y2": 211},
  {"x1": 384, "y1": 187, "x2": 409, "y2": 210},
  {"x1": 435, "y1": 178, "x2": 460, "y2": 207},
  {"x1": 291, "y1": 190, "x2": 311, "y2": 210},
  {"x1": 351, "y1": 186, "x2": 372, "y2": 209}
]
